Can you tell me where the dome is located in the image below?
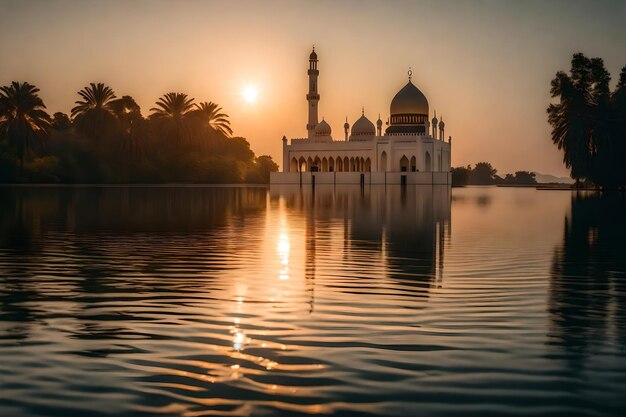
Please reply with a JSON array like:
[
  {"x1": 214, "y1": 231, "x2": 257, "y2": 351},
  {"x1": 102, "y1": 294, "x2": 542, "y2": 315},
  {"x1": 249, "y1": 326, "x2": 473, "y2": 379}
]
[
  {"x1": 309, "y1": 49, "x2": 317, "y2": 60},
  {"x1": 390, "y1": 81, "x2": 428, "y2": 116},
  {"x1": 314, "y1": 119, "x2": 331, "y2": 136},
  {"x1": 376, "y1": 115, "x2": 383, "y2": 127},
  {"x1": 351, "y1": 114, "x2": 375, "y2": 136}
]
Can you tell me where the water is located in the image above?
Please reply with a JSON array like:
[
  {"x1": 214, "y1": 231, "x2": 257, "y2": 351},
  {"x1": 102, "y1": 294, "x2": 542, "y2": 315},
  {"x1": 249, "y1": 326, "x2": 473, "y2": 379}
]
[{"x1": 0, "y1": 185, "x2": 625, "y2": 417}]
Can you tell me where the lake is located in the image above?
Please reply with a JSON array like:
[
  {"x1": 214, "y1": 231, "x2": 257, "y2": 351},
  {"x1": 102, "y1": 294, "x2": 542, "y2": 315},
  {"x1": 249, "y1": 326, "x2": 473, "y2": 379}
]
[{"x1": 1, "y1": 185, "x2": 625, "y2": 417}]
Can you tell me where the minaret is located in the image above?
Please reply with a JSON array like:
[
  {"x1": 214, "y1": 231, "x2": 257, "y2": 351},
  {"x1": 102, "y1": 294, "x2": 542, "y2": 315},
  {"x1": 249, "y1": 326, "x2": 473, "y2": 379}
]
[
  {"x1": 439, "y1": 116, "x2": 445, "y2": 140},
  {"x1": 431, "y1": 110, "x2": 438, "y2": 139},
  {"x1": 376, "y1": 114, "x2": 383, "y2": 136},
  {"x1": 306, "y1": 46, "x2": 320, "y2": 139},
  {"x1": 344, "y1": 117, "x2": 349, "y2": 141}
]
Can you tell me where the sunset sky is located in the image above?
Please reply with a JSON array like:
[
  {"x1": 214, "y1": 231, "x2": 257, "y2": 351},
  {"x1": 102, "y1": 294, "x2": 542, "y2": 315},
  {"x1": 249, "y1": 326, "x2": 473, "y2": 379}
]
[{"x1": 2, "y1": 0, "x2": 625, "y2": 176}]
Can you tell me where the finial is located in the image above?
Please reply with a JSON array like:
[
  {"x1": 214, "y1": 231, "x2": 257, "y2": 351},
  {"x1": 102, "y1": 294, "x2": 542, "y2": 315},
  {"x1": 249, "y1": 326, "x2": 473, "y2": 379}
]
[
  {"x1": 362, "y1": 106, "x2": 365, "y2": 116},
  {"x1": 313, "y1": 44, "x2": 315, "y2": 52},
  {"x1": 408, "y1": 67, "x2": 413, "y2": 81},
  {"x1": 434, "y1": 110, "x2": 437, "y2": 118}
]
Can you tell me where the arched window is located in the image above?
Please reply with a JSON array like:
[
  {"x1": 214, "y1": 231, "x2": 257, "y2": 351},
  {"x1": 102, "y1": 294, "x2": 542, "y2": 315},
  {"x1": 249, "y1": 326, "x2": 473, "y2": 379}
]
[
  {"x1": 380, "y1": 151, "x2": 387, "y2": 172},
  {"x1": 399, "y1": 155, "x2": 409, "y2": 172},
  {"x1": 410, "y1": 156, "x2": 416, "y2": 172},
  {"x1": 425, "y1": 151, "x2": 432, "y2": 172},
  {"x1": 290, "y1": 157, "x2": 299, "y2": 172},
  {"x1": 337, "y1": 157, "x2": 343, "y2": 172}
]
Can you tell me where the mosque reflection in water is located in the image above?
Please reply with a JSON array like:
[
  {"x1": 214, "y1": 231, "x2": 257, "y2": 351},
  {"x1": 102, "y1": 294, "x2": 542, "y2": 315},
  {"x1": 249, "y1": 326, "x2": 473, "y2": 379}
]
[{"x1": 270, "y1": 184, "x2": 451, "y2": 306}]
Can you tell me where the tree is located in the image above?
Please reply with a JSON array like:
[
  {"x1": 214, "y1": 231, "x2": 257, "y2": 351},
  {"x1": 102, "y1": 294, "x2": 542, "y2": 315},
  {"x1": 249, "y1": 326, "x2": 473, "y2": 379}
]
[
  {"x1": 150, "y1": 92, "x2": 195, "y2": 143},
  {"x1": 245, "y1": 155, "x2": 278, "y2": 183},
  {"x1": 451, "y1": 166, "x2": 470, "y2": 186},
  {"x1": 547, "y1": 53, "x2": 626, "y2": 188},
  {"x1": 52, "y1": 112, "x2": 71, "y2": 130},
  {"x1": 504, "y1": 171, "x2": 537, "y2": 185},
  {"x1": 109, "y1": 95, "x2": 148, "y2": 156},
  {"x1": 0, "y1": 81, "x2": 52, "y2": 169},
  {"x1": 192, "y1": 101, "x2": 233, "y2": 137},
  {"x1": 71, "y1": 82, "x2": 117, "y2": 139},
  {"x1": 470, "y1": 162, "x2": 498, "y2": 184}
]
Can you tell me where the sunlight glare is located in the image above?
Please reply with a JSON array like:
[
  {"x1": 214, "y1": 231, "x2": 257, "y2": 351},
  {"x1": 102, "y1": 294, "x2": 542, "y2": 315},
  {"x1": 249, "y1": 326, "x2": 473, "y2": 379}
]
[{"x1": 242, "y1": 84, "x2": 259, "y2": 104}]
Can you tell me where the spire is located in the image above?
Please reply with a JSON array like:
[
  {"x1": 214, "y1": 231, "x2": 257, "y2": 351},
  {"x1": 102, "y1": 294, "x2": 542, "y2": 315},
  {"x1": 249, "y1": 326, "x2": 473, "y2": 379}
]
[
  {"x1": 362, "y1": 106, "x2": 365, "y2": 116},
  {"x1": 408, "y1": 67, "x2": 413, "y2": 82}
]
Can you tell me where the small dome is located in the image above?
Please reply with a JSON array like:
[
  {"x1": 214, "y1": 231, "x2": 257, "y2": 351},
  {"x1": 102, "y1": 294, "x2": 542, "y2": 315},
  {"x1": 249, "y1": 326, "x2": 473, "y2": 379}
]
[
  {"x1": 376, "y1": 115, "x2": 383, "y2": 127},
  {"x1": 390, "y1": 81, "x2": 429, "y2": 116},
  {"x1": 309, "y1": 49, "x2": 317, "y2": 60},
  {"x1": 315, "y1": 119, "x2": 331, "y2": 136},
  {"x1": 344, "y1": 119, "x2": 349, "y2": 129},
  {"x1": 351, "y1": 114, "x2": 375, "y2": 136},
  {"x1": 439, "y1": 118, "x2": 445, "y2": 128}
]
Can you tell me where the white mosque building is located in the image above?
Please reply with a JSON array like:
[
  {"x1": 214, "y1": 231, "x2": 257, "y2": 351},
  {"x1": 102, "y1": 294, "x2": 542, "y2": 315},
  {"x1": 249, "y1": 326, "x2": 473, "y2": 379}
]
[{"x1": 270, "y1": 48, "x2": 452, "y2": 186}]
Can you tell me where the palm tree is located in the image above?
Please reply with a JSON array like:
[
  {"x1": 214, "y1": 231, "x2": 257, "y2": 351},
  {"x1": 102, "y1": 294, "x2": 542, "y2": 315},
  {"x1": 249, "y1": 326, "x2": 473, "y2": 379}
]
[
  {"x1": 548, "y1": 54, "x2": 626, "y2": 188},
  {"x1": 109, "y1": 95, "x2": 147, "y2": 157},
  {"x1": 192, "y1": 101, "x2": 232, "y2": 137},
  {"x1": 150, "y1": 92, "x2": 195, "y2": 142},
  {"x1": 0, "y1": 81, "x2": 52, "y2": 169},
  {"x1": 71, "y1": 82, "x2": 117, "y2": 139}
]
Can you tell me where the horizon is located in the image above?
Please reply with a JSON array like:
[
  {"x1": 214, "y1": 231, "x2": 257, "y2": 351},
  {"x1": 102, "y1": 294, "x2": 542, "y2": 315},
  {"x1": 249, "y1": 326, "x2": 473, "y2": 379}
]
[{"x1": 2, "y1": 0, "x2": 626, "y2": 176}]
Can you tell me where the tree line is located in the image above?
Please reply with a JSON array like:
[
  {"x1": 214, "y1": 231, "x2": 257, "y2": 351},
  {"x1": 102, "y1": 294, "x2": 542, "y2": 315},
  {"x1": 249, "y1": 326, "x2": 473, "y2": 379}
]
[
  {"x1": 0, "y1": 82, "x2": 277, "y2": 183},
  {"x1": 451, "y1": 162, "x2": 537, "y2": 186},
  {"x1": 548, "y1": 53, "x2": 626, "y2": 189}
]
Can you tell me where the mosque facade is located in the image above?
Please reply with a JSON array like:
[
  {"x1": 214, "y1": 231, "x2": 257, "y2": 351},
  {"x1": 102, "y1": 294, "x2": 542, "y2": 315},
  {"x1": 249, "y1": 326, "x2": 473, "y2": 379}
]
[{"x1": 270, "y1": 48, "x2": 452, "y2": 185}]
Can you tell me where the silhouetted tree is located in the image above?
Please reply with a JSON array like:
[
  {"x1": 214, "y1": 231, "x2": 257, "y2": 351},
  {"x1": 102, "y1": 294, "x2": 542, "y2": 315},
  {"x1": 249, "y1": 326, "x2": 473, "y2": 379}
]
[
  {"x1": 245, "y1": 155, "x2": 279, "y2": 183},
  {"x1": 548, "y1": 53, "x2": 626, "y2": 188},
  {"x1": 451, "y1": 166, "x2": 470, "y2": 186},
  {"x1": 0, "y1": 82, "x2": 52, "y2": 169},
  {"x1": 51, "y1": 112, "x2": 71, "y2": 130},
  {"x1": 192, "y1": 101, "x2": 232, "y2": 137},
  {"x1": 71, "y1": 83, "x2": 117, "y2": 140},
  {"x1": 109, "y1": 95, "x2": 148, "y2": 157},
  {"x1": 470, "y1": 162, "x2": 498, "y2": 184},
  {"x1": 149, "y1": 92, "x2": 195, "y2": 143},
  {"x1": 504, "y1": 171, "x2": 537, "y2": 185}
]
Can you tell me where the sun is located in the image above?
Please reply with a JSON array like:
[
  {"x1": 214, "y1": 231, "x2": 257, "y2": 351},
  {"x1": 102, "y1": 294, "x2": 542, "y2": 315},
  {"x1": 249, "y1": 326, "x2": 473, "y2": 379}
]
[{"x1": 242, "y1": 84, "x2": 259, "y2": 104}]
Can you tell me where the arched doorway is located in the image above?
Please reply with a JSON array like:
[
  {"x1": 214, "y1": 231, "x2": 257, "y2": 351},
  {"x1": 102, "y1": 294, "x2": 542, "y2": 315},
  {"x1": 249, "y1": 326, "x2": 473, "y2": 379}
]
[
  {"x1": 307, "y1": 157, "x2": 313, "y2": 172},
  {"x1": 410, "y1": 156, "x2": 417, "y2": 172},
  {"x1": 299, "y1": 157, "x2": 307, "y2": 172},
  {"x1": 322, "y1": 157, "x2": 328, "y2": 172},
  {"x1": 329, "y1": 157, "x2": 335, "y2": 172},
  {"x1": 343, "y1": 156, "x2": 349, "y2": 172},
  {"x1": 290, "y1": 157, "x2": 299, "y2": 172},
  {"x1": 380, "y1": 151, "x2": 387, "y2": 172},
  {"x1": 365, "y1": 157, "x2": 371, "y2": 171},
  {"x1": 399, "y1": 155, "x2": 409, "y2": 172},
  {"x1": 425, "y1": 151, "x2": 432, "y2": 172},
  {"x1": 337, "y1": 157, "x2": 343, "y2": 172}
]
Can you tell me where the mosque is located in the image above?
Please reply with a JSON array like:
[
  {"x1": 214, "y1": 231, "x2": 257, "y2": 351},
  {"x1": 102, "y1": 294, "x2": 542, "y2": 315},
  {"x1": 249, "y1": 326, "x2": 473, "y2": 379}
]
[{"x1": 270, "y1": 48, "x2": 452, "y2": 185}]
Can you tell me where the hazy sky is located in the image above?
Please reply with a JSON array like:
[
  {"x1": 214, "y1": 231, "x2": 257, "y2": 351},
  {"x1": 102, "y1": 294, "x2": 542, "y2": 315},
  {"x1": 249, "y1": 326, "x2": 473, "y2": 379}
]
[{"x1": 2, "y1": 0, "x2": 625, "y2": 175}]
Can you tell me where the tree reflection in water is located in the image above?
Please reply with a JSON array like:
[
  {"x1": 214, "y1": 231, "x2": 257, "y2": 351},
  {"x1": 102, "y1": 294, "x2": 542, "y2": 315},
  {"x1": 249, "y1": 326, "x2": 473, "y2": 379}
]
[{"x1": 549, "y1": 192, "x2": 626, "y2": 366}]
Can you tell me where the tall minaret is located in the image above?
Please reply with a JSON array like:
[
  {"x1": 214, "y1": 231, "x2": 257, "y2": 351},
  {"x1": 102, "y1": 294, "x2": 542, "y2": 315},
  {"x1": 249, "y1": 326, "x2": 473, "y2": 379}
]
[{"x1": 306, "y1": 46, "x2": 320, "y2": 139}]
